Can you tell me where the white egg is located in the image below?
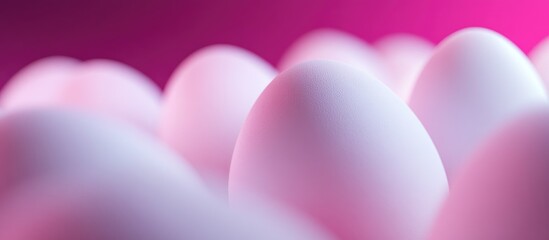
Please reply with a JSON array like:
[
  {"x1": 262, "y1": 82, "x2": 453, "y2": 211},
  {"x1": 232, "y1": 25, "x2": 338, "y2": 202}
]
[
  {"x1": 229, "y1": 61, "x2": 448, "y2": 240},
  {"x1": 0, "y1": 176, "x2": 334, "y2": 240},
  {"x1": 375, "y1": 34, "x2": 434, "y2": 100},
  {"x1": 278, "y1": 29, "x2": 386, "y2": 81},
  {"x1": 0, "y1": 56, "x2": 80, "y2": 110},
  {"x1": 230, "y1": 197, "x2": 336, "y2": 240},
  {"x1": 0, "y1": 109, "x2": 202, "y2": 197},
  {"x1": 409, "y1": 28, "x2": 548, "y2": 183},
  {"x1": 429, "y1": 108, "x2": 549, "y2": 240},
  {"x1": 159, "y1": 45, "x2": 276, "y2": 192},
  {"x1": 53, "y1": 59, "x2": 162, "y2": 133},
  {"x1": 0, "y1": 110, "x2": 332, "y2": 240},
  {"x1": 530, "y1": 36, "x2": 549, "y2": 89}
]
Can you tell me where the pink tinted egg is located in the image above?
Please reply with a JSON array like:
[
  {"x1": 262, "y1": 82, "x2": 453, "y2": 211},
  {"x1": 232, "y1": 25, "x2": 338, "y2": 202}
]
[
  {"x1": 53, "y1": 59, "x2": 161, "y2": 133},
  {"x1": 159, "y1": 45, "x2": 276, "y2": 192},
  {"x1": 409, "y1": 28, "x2": 548, "y2": 183},
  {"x1": 229, "y1": 61, "x2": 448, "y2": 240},
  {"x1": 429, "y1": 109, "x2": 549, "y2": 240},
  {"x1": 530, "y1": 36, "x2": 549, "y2": 89},
  {"x1": 278, "y1": 29, "x2": 386, "y2": 81},
  {"x1": 375, "y1": 34, "x2": 433, "y2": 100},
  {"x1": 0, "y1": 56, "x2": 80, "y2": 110}
]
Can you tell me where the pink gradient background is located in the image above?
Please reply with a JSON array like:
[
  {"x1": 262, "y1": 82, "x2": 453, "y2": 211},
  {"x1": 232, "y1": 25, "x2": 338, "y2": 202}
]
[{"x1": 1, "y1": 0, "x2": 548, "y2": 88}]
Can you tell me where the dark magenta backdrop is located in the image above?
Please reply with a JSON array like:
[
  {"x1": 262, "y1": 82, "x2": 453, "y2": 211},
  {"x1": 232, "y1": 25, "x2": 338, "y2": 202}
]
[{"x1": 1, "y1": 0, "x2": 549, "y2": 88}]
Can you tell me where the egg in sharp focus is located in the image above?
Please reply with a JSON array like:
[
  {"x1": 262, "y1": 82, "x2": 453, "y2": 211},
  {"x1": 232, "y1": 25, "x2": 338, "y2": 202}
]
[
  {"x1": 408, "y1": 27, "x2": 548, "y2": 184},
  {"x1": 159, "y1": 44, "x2": 277, "y2": 193},
  {"x1": 229, "y1": 61, "x2": 448, "y2": 240}
]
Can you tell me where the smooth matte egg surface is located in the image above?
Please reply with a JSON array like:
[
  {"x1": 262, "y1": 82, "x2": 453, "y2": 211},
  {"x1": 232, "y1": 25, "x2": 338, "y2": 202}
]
[
  {"x1": 429, "y1": 109, "x2": 549, "y2": 240},
  {"x1": 409, "y1": 27, "x2": 548, "y2": 183},
  {"x1": 230, "y1": 61, "x2": 448, "y2": 240},
  {"x1": 160, "y1": 45, "x2": 276, "y2": 192},
  {"x1": 0, "y1": 57, "x2": 80, "y2": 110},
  {"x1": 0, "y1": 110, "x2": 332, "y2": 240},
  {"x1": 278, "y1": 29, "x2": 386, "y2": 81}
]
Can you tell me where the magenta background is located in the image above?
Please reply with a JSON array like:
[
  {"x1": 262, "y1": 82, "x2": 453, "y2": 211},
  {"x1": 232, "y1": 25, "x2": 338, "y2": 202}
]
[{"x1": 1, "y1": 0, "x2": 548, "y2": 88}]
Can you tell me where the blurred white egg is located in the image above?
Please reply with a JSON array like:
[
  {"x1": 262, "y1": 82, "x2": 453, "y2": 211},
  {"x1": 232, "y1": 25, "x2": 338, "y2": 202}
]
[
  {"x1": 529, "y1": 36, "x2": 549, "y2": 89},
  {"x1": 429, "y1": 109, "x2": 549, "y2": 240},
  {"x1": 0, "y1": 56, "x2": 80, "y2": 110},
  {"x1": 0, "y1": 109, "x2": 202, "y2": 197},
  {"x1": 53, "y1": 59, "x2": 162, "y2": 133},
  {"x1": 159, "y1": 45, "x2": 276, "y2": 192},
  {"x1": 0, "y1": 165, "x2": 332, "y2": 240},
  {"x1": 375, "y1": 34, "x2": 434, "y2": 100},
  {"x1": 0, "y1": 109, "x2": 333, "y2": 240},
  {"x1": 230, "y1": 196, "x2": 336, "y2": 240},
  {"x1": 229, "y1": 61, "x2": 448, "y2": 240},
  {"x1": 278, "y1": 29, "x2": 386, "y2": 80},
  {"x1": 409, "y1": 28, "x2": 548, "y2": 183}
]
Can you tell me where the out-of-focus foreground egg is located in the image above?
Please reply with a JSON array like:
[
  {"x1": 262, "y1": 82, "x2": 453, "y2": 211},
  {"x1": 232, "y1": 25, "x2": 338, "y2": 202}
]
[
  {"x1": 278, "y1": 29, "x2": 386, "y2": 81},
  {"x1": 0, "y1": 109, "x2": 201, "y2": 197},
  {"x1": 0, "y1": 176, "x2": 335, "y2": 240},
  {"x1": 0, "y1": 56, "x2": 80, "y2": 110},
  {"x1": 530, "y1": 36, "x2": 549, "y2": 89},
  {"x1": 229, "y1": 61, "x2": 448, "y2": 240},
  {"x1": 53, "y1": 59, "x2": 162, "y2": 132},
  {"x1": 159, "y1": 45, "x2": 276, "y2": 191},
  {"x1": 375, "y1": 34, "x2": 434, "y2": 100},
  {"x1": 429, "y1": 109, "x2": 549, "y2": 240},
  {"x1": 0, "y1": 110, "x2": 332, "y2": 240},
  {"x1": 409, "y1": 28, "x2": 548, "y2": 183},
  {"x1": 0, "y1": 176, "x2": 334, "y2": 240}
]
